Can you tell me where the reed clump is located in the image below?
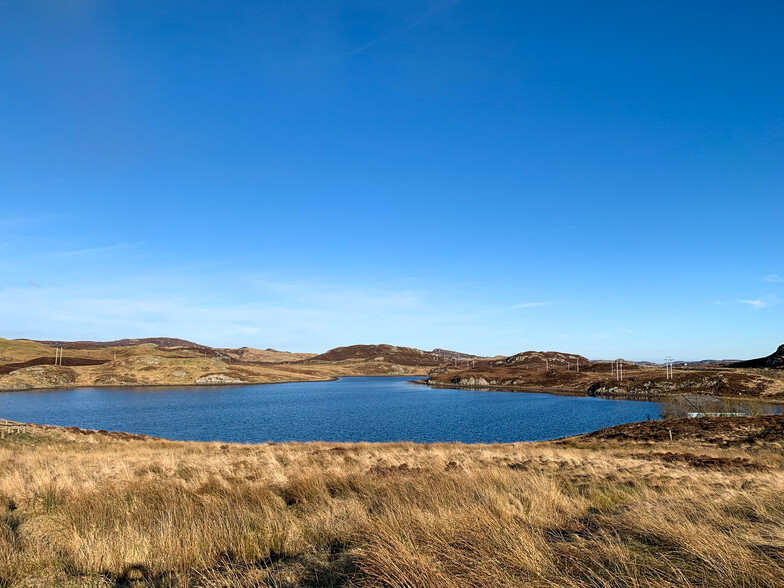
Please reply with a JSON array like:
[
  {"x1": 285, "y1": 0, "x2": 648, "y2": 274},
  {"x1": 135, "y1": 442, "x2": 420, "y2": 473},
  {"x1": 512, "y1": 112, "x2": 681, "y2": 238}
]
[{"x1": 0, "y1": 424, "x2": 783, "y2": 587}]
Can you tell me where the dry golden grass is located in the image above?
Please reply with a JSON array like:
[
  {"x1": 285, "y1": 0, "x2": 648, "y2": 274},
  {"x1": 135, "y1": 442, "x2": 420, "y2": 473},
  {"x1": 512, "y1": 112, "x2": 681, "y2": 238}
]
[
  {"x1": 0, "y1": 339, "x2": 431, "y2": 391},
  {"x1": 0, "y1": 423, "x2": 783, "y2": 587}
]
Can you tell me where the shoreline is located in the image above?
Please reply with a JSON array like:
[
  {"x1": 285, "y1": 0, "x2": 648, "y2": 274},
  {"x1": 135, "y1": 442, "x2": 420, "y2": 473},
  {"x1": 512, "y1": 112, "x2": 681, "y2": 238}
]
[
  {"x1": 0, "y1": 373, "x2": 434, "y2": 393},
  {"x1": 6, "y1": 372, "x2": 783, "y2": 407},
  {"x1": 1, "y1": 415, "x2": 653, "y2": 445},
  {"x1": 422, "y1": 378, "x2": 784, "y2": 404},
  {"x1": 0, "y1": 375, "x2": 340, "y2": 393},
  {"x1": 2, "y1": 413, "x2": 767, "y2": 446}
]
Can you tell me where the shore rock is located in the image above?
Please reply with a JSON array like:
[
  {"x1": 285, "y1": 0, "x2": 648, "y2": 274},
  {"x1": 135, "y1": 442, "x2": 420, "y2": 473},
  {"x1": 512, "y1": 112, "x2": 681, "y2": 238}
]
[
  {"x1": 452, "y1": 376, "x2": 490, "y2": 387},
  {"x1": 8, "y1": 366, "x2": 76, "y2": 388},
  {"x1": 195, "y1": 373, "x2": 245, "y2": 385}
]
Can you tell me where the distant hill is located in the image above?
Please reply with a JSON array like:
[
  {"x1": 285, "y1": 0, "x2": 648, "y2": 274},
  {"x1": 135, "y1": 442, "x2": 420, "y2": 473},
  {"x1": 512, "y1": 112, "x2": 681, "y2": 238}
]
[
  {"x1": 223, "y1": 347, "x2": 315, "y2": 363},
  {"x1": 306, "y1": 344, "x2": 444, "y2": 367},
  {"x1": 34, "y1": 337, "x2": 209, "y2": 351},
  {"x1": 496, "y1": 350, "x2": 590, "y2": 369},
  {"x1": 30, "y1": 338, "x2": 316, "y2": 363},
  {"x1": 0, "y1": 337, "x2": 434, "y2": 391},
  {"x1": 431, "y1": 348, "x2": 482, "y2": 360},
  {"x1": 681, "y1": 359, "x2": 742, "y2": 367},
  {"x1": 730, "y1": 344, "x2": 784, "y2": 369}
]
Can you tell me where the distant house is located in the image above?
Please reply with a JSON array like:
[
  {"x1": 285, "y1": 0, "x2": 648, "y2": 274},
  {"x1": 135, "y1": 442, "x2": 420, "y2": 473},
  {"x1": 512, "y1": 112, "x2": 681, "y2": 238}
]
[{"x1": 675, "y1": 394, "x2": 745, "y2": 418}]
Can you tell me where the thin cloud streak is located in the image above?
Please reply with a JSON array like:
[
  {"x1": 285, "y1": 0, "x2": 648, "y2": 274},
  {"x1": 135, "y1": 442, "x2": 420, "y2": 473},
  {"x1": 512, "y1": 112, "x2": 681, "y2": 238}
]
[
  {"x1": 0, "y1": 213, "x2": 67, "y2": 231},
  {"x1": 346, "y1": 0, "x2": 461, "y2": 57},
  {"x1": 511, "y1": 302, "x2": 553, "y2": 309},
  {"x1": 762, "y1": 274, "x2": 783, "y2": 283},
  {"x1": 46, "y1": 241, "x2": 143, "y2": 258},
  {"x1": 738, "y1": 299, "x2": 767, "y2": 309}
]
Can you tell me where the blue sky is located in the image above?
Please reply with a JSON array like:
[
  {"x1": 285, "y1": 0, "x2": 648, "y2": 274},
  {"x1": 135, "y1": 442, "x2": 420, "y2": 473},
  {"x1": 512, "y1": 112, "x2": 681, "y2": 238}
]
[{"x1": 1, "y1": 1, "x2": 782, "y2": 360}]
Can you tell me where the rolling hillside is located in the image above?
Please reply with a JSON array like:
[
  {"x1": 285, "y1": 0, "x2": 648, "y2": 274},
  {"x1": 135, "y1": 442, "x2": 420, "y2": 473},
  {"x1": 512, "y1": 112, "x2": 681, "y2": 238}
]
[
  {"x1": 0, "y1": 339, "x2": 451, "y2": 391},
  {"x1": 304, "y1": 344, "x2": 445, "y2": 367}
]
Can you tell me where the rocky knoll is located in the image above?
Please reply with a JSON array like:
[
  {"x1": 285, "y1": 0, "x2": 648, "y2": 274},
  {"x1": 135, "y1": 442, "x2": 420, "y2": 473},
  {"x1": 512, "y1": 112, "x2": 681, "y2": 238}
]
[
  {"x1": 304, "y1": 344, "x2": 445, "y2": 367},
  {"x1": 731, "y1": 344, "x2": 784, "y2": 369},
  {"x1": 585, "y1": 372, "x2": 774, "y2": 400},
  {"x1": 35, "y1": 337, "x2": 207, "y2": 350},
  {"x1": 496, "y1": 350, "x2": 591, "y2": 369},
  {"x1": 431, "y1": 348, "x2": 483, "y2": 360},
  {"x1": 0, "y1": 365, "x2": 77, "y2": 390}
]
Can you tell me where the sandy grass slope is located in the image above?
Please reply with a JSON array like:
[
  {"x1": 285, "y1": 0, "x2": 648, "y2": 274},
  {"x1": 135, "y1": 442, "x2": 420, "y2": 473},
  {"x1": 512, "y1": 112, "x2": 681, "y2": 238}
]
[
  {"x1": 0, "y1": 339, "x2": 432, "y2": 391},
  {"x1": 1, "y1": 418, "x2": 783, "y2": 587}
]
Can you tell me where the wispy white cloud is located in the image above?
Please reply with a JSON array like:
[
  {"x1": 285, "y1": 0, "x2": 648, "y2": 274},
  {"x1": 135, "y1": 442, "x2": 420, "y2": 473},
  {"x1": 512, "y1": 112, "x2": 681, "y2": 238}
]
[
  {"x1": 762, "y1": 274, "x2": 784, "y2": 283},
  {"x1": 346, "y1": 0, "x2": 461, "y2": 57},
  {"x1": 511, "y1": 301, "x2": 553, "y2": 309},
  {"x1": 0, "y1": 213, "x2": 67, "y2": 231},
  {"x1": 738, "y1": 299, "x2": 767, "y2": 309},
  {"x1": 47, "y1": 241, "x2": 142, "y2": 258},
  {"x1": 0, "y1": 276, "x2": 447, "y2": 352}
]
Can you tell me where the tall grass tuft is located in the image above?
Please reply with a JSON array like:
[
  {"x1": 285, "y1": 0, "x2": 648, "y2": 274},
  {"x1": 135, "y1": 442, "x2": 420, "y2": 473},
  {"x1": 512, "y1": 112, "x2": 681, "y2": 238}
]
[{"x1": 0, "y1": 429, "x2": 783, "y2": 586}]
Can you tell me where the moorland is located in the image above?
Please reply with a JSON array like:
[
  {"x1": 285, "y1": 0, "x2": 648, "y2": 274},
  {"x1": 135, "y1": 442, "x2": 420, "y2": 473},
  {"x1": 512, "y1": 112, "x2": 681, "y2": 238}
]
[
  {"x1": 2, "y1": 338, "x2": 783, "y2": 403},
  {"x1": 1, "y1": 415, "x2": 783, "y2": 587}
]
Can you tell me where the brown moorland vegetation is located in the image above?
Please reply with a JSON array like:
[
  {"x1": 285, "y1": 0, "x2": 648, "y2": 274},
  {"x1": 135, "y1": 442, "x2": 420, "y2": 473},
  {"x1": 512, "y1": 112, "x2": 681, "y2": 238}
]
[
  {"x1": 1, "y1": 416, "x2": 783, "y2": 587},
  {"x1": 304, "y1": 344, "x2": 447, "y2": 367},
  {"x1": 5, "y1": 338, "x2": 784, "y2": 402},
  {"x1": 426, "y1": 349, "x2": 784, "y2": 401}
]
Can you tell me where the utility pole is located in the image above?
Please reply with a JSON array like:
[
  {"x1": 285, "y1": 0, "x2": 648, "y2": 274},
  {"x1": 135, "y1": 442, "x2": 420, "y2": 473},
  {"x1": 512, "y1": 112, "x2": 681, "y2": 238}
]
[
  {"x1": 665, "y1": 356, "x2": 673, "y2": 380},
  {"x1": 576, "y1": 357, "x2": 579, "y2": 372}
]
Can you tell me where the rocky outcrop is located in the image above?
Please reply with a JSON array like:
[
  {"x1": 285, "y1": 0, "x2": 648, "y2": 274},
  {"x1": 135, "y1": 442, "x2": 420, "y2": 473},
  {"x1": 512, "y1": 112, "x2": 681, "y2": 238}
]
[
  {"x1": 93, "y1": 375, "x2": 140, "y2": 386},
  {"x1": 496, "y1": 351, "x2": 590, "y2": 369},
  {"x1": 0, "y1": 377, "x2": 33, "y2": 391},
  {"x1": 586, "y1": 374, "x2": 766, "y2": 399},
  {"x1": 7, "y1": 366, "x2": 77, "y2": 388},
  {"x1": 764, "y1": 345, "x2": 784, "y2": 368},
  {"x1": 732, "y1": 344, "x2": 784, "y2": 369},
  {"x1": 431, "y1": 348, "x2": 481, "y2": 360},
  {"x1": 194, "y1": 373, "x2": 245, "y2": 385},
  {"x1": 451, "y1": 376, "x2": 490, "y2": 387},
  {"x1": 306, "y1": 344, "x2": 444, "y2": 367}
]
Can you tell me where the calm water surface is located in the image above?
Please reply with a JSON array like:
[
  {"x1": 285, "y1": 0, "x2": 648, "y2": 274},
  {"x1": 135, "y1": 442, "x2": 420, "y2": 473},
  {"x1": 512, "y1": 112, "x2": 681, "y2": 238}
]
[{"x1": 0, "y1": 377, "x2": 661, "y2": 443}]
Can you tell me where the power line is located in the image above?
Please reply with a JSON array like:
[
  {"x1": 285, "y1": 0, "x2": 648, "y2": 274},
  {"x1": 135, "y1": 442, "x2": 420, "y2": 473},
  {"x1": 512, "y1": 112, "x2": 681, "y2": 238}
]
[{"x1": 665, "y1": 356, "x2": 673, "y2": 380}]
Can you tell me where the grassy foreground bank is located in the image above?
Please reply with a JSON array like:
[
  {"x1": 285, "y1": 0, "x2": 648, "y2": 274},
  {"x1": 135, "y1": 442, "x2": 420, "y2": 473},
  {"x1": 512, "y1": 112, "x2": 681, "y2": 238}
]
[{"x1": 1, "y1": 419, "x2": 783, "y2": 587}]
